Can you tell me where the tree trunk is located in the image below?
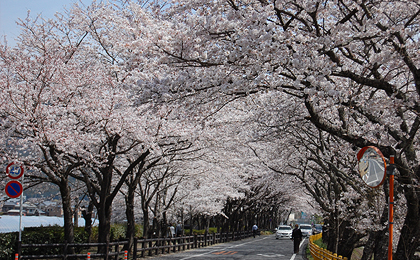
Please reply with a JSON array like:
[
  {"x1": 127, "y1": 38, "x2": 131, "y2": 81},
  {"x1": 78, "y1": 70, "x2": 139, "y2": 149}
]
[
  {"x1": 143, "y1": 208, "x2": 150, "y2": 238},
  {"x1": 82, "y1": 201, "x2": 94, "y2": 243},
  {"x1": 394, "y1": 186, "x2": 420, "y2": 260},
  {"x1": 324, "y1": 211, "x2": 338, "y2": 253},
  {"x1": 361, "y1": 193, "x2": 389, "y2": 260},
  {"x1": 97, "y1": 198, "x2": 112, "y2": 254},
  {"x1": 59, "y1": 178, "x2": 74, "y2": 253},
  {"x1": 162, "y1": 211, "x2": 168, "y2": 237},
  {"x1": 125, "y1": 188, "x2": 135, "y2": 251},
  {"x1": 337, "y1": 221, "x2": 364, "y2": 259}
]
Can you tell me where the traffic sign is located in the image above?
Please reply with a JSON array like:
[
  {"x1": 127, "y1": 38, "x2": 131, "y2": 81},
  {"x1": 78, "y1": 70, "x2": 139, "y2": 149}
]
[
  {"x1": 6, "y1": 162, "x2": 24, "y2": 179},
  {"x1": 5, "y1": 181, "x2": 23, "y2": 198}
]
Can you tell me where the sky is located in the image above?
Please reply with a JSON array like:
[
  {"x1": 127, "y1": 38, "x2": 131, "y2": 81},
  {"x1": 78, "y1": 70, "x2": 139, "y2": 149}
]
[{"x1": 0, "y1": 0, "x2": 92, "y2": 45}]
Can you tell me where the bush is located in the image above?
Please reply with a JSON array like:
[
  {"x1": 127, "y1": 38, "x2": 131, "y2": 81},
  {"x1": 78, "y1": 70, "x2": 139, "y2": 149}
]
[
  {"x1": 184, "y1": 227, "x2": 218, "y2": 235},
  {"x1": 0, "y1": 232, "x2": 18, "y2": 259},
  {"x1": 0, "y1": 226, "x2": 89, "y2": 259},
  {"x1": 110, "y1": 223, "x2": 126, "y2": 241},
  {"x1": 313, "y1": 237, "x2": 327, "y2": 249},
  {"x1": 90, "y1": 223, "x2": 143, "y2": 240}
]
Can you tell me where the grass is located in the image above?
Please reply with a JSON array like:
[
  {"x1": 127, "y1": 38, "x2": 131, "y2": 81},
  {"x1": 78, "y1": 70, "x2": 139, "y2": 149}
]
[{"x1": 306, "y1": 237, "x2": 326, "y2": 260}]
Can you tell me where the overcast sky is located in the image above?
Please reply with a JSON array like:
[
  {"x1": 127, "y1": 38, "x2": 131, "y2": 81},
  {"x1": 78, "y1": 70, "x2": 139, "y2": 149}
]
[{"x1": 0, "y1": 0, "x2": 92, "y2": 45}]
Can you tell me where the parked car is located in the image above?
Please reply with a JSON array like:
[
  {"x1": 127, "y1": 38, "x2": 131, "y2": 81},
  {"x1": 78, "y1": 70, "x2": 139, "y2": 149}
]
[
  {"x1": 299, "y1": 224, "x2": 313, "y2": 237},
  {"x1": 313, "y1": 224, "x2": 323, "y2": 234},
  {"x1": 275, "y1": 225, "x2": 292, "y2": 239}
]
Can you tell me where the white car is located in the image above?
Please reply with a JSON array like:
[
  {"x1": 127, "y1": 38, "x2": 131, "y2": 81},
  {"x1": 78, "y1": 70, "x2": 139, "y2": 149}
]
[
  {"x1": 275, "y1": 225, "x2": 292, "y2": 239},
  {"x1": 299, "y1": 224, "x2": 313, "y2": 237}
]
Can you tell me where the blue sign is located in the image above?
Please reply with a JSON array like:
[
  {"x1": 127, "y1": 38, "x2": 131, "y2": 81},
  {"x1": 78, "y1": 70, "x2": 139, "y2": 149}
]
[{"x1": 5, "y1": 181, "x2": 23, "y2": 198}]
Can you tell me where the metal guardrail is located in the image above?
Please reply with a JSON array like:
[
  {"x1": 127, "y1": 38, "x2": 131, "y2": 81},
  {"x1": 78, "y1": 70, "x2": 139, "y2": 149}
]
[{"x1": 309, "y1": 233, "x2": 348, "y2": 260}]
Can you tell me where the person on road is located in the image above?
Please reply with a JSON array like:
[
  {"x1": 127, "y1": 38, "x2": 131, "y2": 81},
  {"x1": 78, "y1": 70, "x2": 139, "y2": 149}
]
[
  {"x1": 291, "y1": 224, "x2": 303, "y2": 254},
  {"x1": 252, "y1": 224, "x2": 258, "y2": 238}
]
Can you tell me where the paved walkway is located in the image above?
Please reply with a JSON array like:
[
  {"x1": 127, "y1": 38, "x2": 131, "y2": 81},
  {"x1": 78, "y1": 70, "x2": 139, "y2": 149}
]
[{"x1": 144, "y1": 235, "x2": 309, "y2": 260}]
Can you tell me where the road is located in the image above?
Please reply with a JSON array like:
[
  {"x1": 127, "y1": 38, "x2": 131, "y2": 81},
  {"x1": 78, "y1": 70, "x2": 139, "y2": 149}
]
[{"x1": 145, "y1": 234, "x2": 307, "y2": 260}]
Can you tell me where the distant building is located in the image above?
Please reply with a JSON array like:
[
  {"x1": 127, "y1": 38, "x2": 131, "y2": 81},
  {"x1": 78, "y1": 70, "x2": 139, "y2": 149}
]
[
  {"x1": 2, "y1": 201, "x2": 42, "y2": 216},
  {"x1": 38, "y1": 201, "x2": 63, "y2": 217},
  {"x1": 2, "y1": 201, "x2": 18, "y2": 213},
  {"x1": 21, "y1": 202, "x2": 38, "y2": 216},
  {"x1": 7, "y1": 209, "x2": 25, "y2": 216}
]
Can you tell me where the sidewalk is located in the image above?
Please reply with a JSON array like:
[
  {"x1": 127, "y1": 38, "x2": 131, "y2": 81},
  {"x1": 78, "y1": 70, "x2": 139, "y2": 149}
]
[
  {"x1": 295, "y1": 240, "x2": 308, "y2": 260},
  {"x1": 294, "y1": 252, "x2": 305, "y2": 260}
]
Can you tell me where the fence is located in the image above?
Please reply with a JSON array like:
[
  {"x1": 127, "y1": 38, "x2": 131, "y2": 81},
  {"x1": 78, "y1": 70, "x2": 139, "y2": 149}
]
[
  {"x1": 17, "y1": 230, "x2": 253, "y2": 259},
  {"x1": 309, "y1": 233, "x2": 348, "y2": 260}
]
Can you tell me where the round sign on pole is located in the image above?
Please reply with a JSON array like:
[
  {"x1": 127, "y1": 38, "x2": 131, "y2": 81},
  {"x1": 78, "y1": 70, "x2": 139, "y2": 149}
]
[
  {"x1": 5, "y1": 181, "x2": 23, "y2": 198},
  {"x1": 6, "y1": 162, "x2": 24, "y2": 179},
  {"x1": 357, "y1": 146, "x2": 387, "y2": 188}
]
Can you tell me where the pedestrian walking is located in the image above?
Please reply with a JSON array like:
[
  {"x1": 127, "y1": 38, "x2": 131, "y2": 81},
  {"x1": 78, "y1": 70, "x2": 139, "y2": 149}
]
[
  {"x1": 291, "y1": 224, "x2": 303, "y2": 254},
  {"x1": 252, "y1": 224, "x2": 258, "y2": 238}
]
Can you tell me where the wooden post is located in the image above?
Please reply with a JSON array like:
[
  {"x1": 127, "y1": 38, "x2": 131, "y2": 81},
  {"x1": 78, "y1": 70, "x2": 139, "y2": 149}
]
[
  {"x1": 141, "y1": 239, "x2": 145, "y2": 257},
  {"x1": 133, "y1": 238, "x2": 137, "y2": 260},
  {"x1": 148, "y1": 240, "x2": 152, "y2": 256},
  {"x1": 114, "y1": 243, "x2": 119, "y2": 260},
  {"x1": 105, "y1": 239, "x2": 110, "y2": 260},
  {"x1": 194, "y1": 234, "x2": 197, "y2": 248}
]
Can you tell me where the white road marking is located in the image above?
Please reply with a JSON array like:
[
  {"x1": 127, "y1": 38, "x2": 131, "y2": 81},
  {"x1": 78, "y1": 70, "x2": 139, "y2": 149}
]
[
  {"x1": 179, "y1": 236, "x2": 270, "y2": 260},
  {"x1": 257, "y1": 253, "x2": 285, "y2": 257}
]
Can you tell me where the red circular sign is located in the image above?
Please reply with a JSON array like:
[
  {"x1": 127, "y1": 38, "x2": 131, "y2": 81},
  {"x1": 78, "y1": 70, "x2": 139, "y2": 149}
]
[
  {"x1": 5, "y1": 181, "x2": 23, "y2": 198},
  {"x1": 6, "y1": 162, "x2": 24, "y2": 179}
]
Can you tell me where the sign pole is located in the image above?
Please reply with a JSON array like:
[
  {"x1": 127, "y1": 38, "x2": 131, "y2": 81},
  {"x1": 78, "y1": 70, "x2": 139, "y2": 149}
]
[
  {"x1": 18, "y1": 173, "x2": 24, "y2": 243},
  {"x1": 5, "y1": 162, "x2": 25, "y2": 260},
  {"x1": 388, "y1": 156, "x2": 395, "y2": 260}
]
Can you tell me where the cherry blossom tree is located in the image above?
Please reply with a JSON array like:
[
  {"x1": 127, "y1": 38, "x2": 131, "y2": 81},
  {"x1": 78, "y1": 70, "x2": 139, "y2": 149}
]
[
  {"x1": 0, "y1": 11, "x2": 99, "y2": 245},
  {"x1": 3, "y1": 2, "x2": 419, "y2": 260},
  {"x1": 0, "y1": 0, "x2": 174, "y2": 247},
  {"x1": 151, "y1": 1, "x2": 420, "y2": 258}
]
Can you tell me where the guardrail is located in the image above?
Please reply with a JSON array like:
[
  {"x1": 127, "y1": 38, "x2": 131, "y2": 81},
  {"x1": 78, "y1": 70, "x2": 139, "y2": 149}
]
[{"x1": 309, "y1": 233, "x2": 348, "y2": 260}]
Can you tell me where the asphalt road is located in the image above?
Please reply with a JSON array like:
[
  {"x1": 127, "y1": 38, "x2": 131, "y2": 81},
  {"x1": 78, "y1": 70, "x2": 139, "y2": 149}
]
[{"x1": 144, "y1": 234, "x2": 307, "y2": 260}]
